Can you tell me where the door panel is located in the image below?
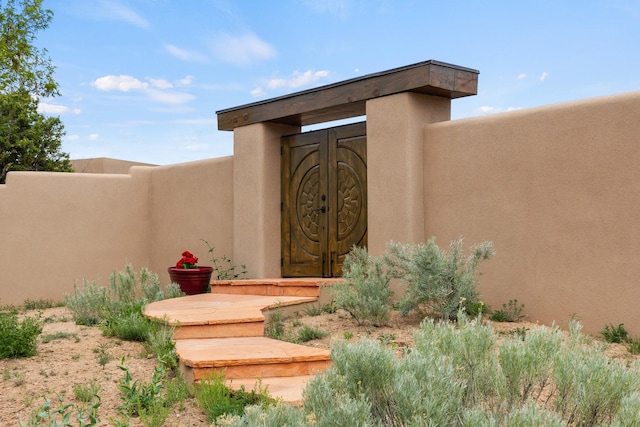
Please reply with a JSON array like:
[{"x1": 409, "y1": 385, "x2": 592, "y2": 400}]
[{"x1": 282, "y1": 122, "x2": 367, "y2": 277}]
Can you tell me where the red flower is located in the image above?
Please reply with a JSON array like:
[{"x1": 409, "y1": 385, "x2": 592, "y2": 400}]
[{"x1": 176, "y1": 250, "x2": 198, "y2": 269}]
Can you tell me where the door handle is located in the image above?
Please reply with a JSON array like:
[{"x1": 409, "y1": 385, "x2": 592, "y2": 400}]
[{"x1": 314, "y1": 206, "x2": 326, "y2": 213}]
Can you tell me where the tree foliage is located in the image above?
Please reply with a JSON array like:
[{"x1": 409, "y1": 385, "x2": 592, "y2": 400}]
[
  {"x1": 0, "y1": 89, "x2": 72, "y2": 183},
  {"x1": 0, "y1": 0, "x2": 72, "y2": 183},
  {"x1": 0, "y1": 0, "x2": 58, "y2": 97}
]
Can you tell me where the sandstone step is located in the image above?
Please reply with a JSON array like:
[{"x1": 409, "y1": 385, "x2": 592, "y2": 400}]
[
  {"x1": 143, "y1": 293, "x2": 317, "y2": 339},
  {"x1": 210, "y1": 278, "x2": 344, "y2": 298},
  {"x1": 176, "y1": 336, "x2": 331, "y2": 383},
  {"x1": 227, "y1": 375, "x2": 317, "y2": 405}
]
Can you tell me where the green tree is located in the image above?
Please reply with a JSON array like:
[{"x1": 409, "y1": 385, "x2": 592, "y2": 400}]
[
  {"x1": 0, "y1": 89, "x2": 71, "y2": 183},
  {"x1": 0, "y1": 0, "x2": 72, "y2": 183},
  {"x1": 0, "y1": 0, "x2": 58, "y2": 97}
]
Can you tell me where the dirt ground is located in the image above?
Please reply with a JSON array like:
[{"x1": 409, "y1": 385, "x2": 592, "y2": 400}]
[{"x1": 0, "y1": 306, "x2": 634, "y2": 426}]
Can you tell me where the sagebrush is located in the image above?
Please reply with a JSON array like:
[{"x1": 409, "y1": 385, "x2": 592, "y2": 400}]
[{"x1": 384, "y1": 237, "x2": 494, "y2": 320}]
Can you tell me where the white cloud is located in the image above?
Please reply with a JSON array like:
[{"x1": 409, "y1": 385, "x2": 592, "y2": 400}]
[
  {"x1": 517, "y1": 73, "x2": 527, "y2": 79},
  {"x1": 66, "y1": 134, "x2": 80, "y2": 141},
  {"x1": 267, "y1": 70, "x2": 330, "y2": 90},
  {"x1": 301, "y1": 0, "x2": 352, "y2": 19},
  {"x1": 473, "y1": 106, "x2": 521, "y2": 115},
  {"x1": 92, "y1": 74, "x2": 194, "y2": 105},
  {"x1": 539, "y1": 71, "x2": 550, "y2": 82},
  {"x1": 147, "y1": 89, "x2": 195, "y2": 105},
  {"x1": 176, "y1": 75, "x2": 194, "y2": 86},
  {"x1": 38, "y1": 102, "x2": 69, "y2": 115},
  {"x1": 149, "y1": 78, "x2": 173, "y2": 89},
  {"x1": 93, "y1": 75, "x2": 149, "y2": 91},
  {"x1": 165, "y1": 44, "x2": 208, "y2": 62},
  {"x1": 251, "y1": 87, "x2": 266, "y2": 97},
  {"x1": 211, "y1": 32, "x2": 276, "y2": 66},
  {"x1": 100, "y1": 0, "x2": 150, "y2": 29},
  {"x1": 185, "y1": 143, "x2": 209, "y2": 152},
  {"x1": 88, "y1": 134, "x2": 100, "y2": 141}
]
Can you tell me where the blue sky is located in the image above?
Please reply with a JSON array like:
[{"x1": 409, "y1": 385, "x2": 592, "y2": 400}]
[{"x1": 37, "y1": 0, "x2": 640, "y2": 165}]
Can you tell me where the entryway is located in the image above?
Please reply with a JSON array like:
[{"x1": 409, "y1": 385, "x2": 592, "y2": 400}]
[{"x1": 281, "y1": 122, "x2": 367, "y2": 277}]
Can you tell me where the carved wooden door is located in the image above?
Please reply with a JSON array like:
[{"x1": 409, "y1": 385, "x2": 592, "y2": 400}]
[{"x1": 282, "y1": 122, "x2": 367, "y2": 277}]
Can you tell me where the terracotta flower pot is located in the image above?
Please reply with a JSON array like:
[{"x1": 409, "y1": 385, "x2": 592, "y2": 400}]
[{"x1": 168, "y1": 266, "x2": 213, "y2": 295}]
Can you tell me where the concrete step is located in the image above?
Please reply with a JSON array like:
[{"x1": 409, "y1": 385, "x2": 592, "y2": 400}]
[
  {"x1": 176, "y1": 336, "x2": 331, "y2": 383},
  {"x1": 143, "y1": 293, "x2": 317, "y2": 339}
]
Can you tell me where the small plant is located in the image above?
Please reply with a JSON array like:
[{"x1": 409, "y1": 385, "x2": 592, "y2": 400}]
[
  {"x1": 343, "y1": 331, "x2": 354, "y2": 340},
  {"x1": 143, "y1": 323, "x2": 178, "y2": 372},
  {"x1": 23, "y1": 298, "x2": 59, "y2": 310},
  {"x1": 117, "y1": 359, "x2": 164, "y2": 417},
  {"x1": 514, "y1": 326, "x2": 529, "y2": 340},
  {"x1": 41, "y1": 331, "x2": 79, "y2": 344},
  {"x1": 201, "y1": 239, "x2": 248, "y2": 280},
  {"x1": 73, "y1": 380, "x2": 102, "y2": 403},
  {"x1": 297, "y1": 325, "x2": 329, "y2": 342},
  {"x1": 265, "y1": 306, "x2": 286, "y2": 341},
  {"x1": 489, "y1": 299, "x2": 525, "y2": 322},
  {"x1": 195, "y1": 371, "x2": 274, "y2": 422},
  {"x1": 627, "y1": 338, "x2": 640, "y2": 354},
  {"x1": 600, "y1": 323, "x2": 630, "y2": 343},
  {"x1": 377, "y1": 332, "x2": 397, "y2": 346},
  {"x1": 0, "y1": 310, "x2": 43, "y2": 359},
  {"x1": 303, "y1": 304, "x2": 324, "y2": 316},
  {"x1": 94, "y1": 342, "x2": 111, "y2": 369},
  {"x1": 19, "y1": 395, "x2": 101, "y2": 427},
  {"x1": 13, "y1": 371, "x2": 26, "y2": 386},
  {"x1": 332, "y1": 246, "x2": 393, "y2": 326}
]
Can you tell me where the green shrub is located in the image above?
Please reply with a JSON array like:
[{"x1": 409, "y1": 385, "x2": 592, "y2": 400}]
[
  {"x1": 73, "y1": 380, "x2": 101, "y2": 403},
  {"x1": 384, "y1": 237, "x2": 494, "y2": 320},
  {"x1": 218, "y1": 314, "x2": 640, "y2": 426},
  {"x1": 65, "y1": 279, "x2": 110, "y2": 326},
  {"x1": 600, "y1": 323, "x2": 630, "y2": 343},
  {"x1": 195, "y1": 371, "x2": 274, "y2": 422},
  {"x1": 297, "y1": 325, "x2": 328, "y2": 342},
  {"x1": 19, "y1": 395, "x2": 101, "y2": 427},
  {"x1": 332, "y1": 246, "x2": 393, "y2": 326},
  {"x1": 489, "y1": 299, "x2": 525, "y2": 322},
  {"x1": 265, "y1": 306, "x2": 286, "y2": 341},
  {"x1": 117, "y1": 359, "x2": 164, "y2": 417},
  {"x1": 0, "y1": 310, "x2": 43, "y2": 359}
]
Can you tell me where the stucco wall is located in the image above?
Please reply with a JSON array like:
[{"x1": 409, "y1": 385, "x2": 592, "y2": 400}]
[
  {"x1": 422, "y1": 90, "x2": 640, "y2": 335},
  {"x1": 71, "y1": 157, "x2": 156, "y2": 174},
  {"x1": 0, "y1": 157, "x2": 234, "y2": 306},
  {"x1": 147, "y1": 157, "x2": 235, "y2": 284},
  {"x1": 0, "y1": 169, "x2": 152, "y2": 305}
]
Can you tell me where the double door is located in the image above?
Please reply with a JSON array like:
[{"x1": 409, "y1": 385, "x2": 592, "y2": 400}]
[{"x1": 281, "y1": 122, "x2": 367, "y2": 277}]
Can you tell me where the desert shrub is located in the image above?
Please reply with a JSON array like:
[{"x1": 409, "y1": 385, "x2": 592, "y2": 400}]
[
  {"x1": 221, "y1": 314, "x2": 640, "y2": 426},
  {"x1": 0, "y1": 310, "x2": 43, "y2": 359},
  {"x1": 384, "y1": 237, "x2": 494, "y2": 320},
  {"x1": 489, "y1": 299, "x2": 525, "y2": 322},
  {"x1": 65, "y1": 279, "x2": 110, "y2": 326},
  {"x1": 66, "y1": 264, "x2": 184, "y2": 347},
  {"x1": 195, "y1": 371, "x2": 274, "y2": 422},
  {"x1": 600, "y1": 323, "x2": 630, "y2": 343},
  {"x1": 214, "y1": 402, "x2": 308, "y2": 426},
  {"x1": 331, "y1": 246, "x2": 393, "y2": 326},
  {"x1": 297, "y1": 325, "x2": 329, "y2": 342}
]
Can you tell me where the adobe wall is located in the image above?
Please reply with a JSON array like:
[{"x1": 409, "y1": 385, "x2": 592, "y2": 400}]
[
  {"x1": 0, "y1": 157, "x2": 234, "y2": 306},
  {"x1": 147, "y1": 157, "x2": 235, "y2": 284},
  {"x1": 71, "y1": 157, "x2": 156, "y2": 174},
  {"x1": 422, "y1": 90, "x2": 640, "y2": 335},
  {"x1": 0, "y1": 169, "x2": 152, "y2": 305}
]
